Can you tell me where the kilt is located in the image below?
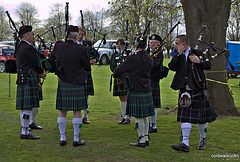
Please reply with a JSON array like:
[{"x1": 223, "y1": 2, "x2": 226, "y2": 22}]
[
  {"x1": 177, "y1": 89, "x2": 217, "y2": 124},
  {"x1": 39, "y1": 87, "x2": 43, "y2": 101},
  {"x1": 86, "y1": 72, "x2": 94, "y2": 95},
  {"x1": 126, "y1": 91, "x2": 155, "y2": 118},
  {"x1": 151, "y1": 79, "x2": 161, "y2": 108},
  {"x1": 56, "y1": 79, "x2": 87, "y2": 111},
  {"x1": 113, "y1": 79, "x2": 128, "y2": 96},
  {"x1": 16, "y1": 74, "x2": 40, "y2": 110}
]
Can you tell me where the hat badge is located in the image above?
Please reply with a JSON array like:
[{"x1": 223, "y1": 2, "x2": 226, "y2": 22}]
[{"x1": 152, "y1": 35, "x2": 155, "y2": 39}]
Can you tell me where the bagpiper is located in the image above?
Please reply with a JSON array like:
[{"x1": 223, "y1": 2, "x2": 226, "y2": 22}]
[
  {"x1": 114, "y1": 36, "x2": 155, "y2": 147},
  {"x1": 110, "y1": 39, "x2": 131, "y2": 124}
]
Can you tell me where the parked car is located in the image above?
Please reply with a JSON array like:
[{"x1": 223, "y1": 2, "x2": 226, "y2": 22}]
[
  {"x1": 94, "y1": 40, "x2": 117, "y2": 65},
  {"x1": 0, "y1": 41, "x2": 15, "y2": 46},
  {"x1": 0, "y1": 45, "x2": 15, "y2": 72},
  {"x1": 94, "y1": 39, "x2": 132, "y2": 65}
]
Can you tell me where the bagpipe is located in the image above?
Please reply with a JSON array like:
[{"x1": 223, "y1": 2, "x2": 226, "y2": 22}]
[
  {"x1": 150, "y1": 21, "x2": 180, "y2": 80},
  {"x1": 4, "y1": 11, "x2": 19, "y2": 73},
  {"x1": 113, "y1": 20, "x2": 132, "y2": 67},
  {"x1": 79, "y1": 10, "x2": 99, "y2": 61},
  {"x1": 150, "y1": 21, "x2": 180, "y2": 57},
  {"x1": 191, "y1": 25, "x2": 235, "y2": 89},
  {"x1": 110, "y1": 21, "x2": 153, "y2": 92},
  {"x1": 40, "y1": 2, "x2": 70, "y2": 73}
]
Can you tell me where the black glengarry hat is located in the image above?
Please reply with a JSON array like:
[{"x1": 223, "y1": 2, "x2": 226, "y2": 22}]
[
  {"x1": 19, "y1": 25, "x2": 32, "y2": 37},
  {"x1": 149, "y1": 34, "x2": 162, "y2": 42},
  {"x1": 69, "y1": 25, "x2": 79, "y2": 33}
]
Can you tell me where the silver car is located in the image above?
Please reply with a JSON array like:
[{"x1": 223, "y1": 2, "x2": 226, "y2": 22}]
[{"x1": 94, "y1": 40, "x2": 117, "y2": 65}]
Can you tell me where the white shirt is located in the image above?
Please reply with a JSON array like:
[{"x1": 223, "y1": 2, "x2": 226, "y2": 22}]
[{"x1": 184, "y1": 47, "x2": 191, "y2": 61}]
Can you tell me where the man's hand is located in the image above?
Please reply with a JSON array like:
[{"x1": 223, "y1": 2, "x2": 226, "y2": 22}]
[
  {"x1": 189, "y1": 54, "x2": 200, "y2": 64},
  {"x1": 177, "y1": 44, "x2": 185, "y2": 55},
  {"x1": 40, "y1": 73, "x2": 47, "y2": 79},
  {"x1": 90, "y1": 59, "x2": 96, "y2": 65}
]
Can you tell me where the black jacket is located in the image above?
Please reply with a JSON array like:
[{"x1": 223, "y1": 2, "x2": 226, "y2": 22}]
[
  {"x1": 114, "y1": 50, "x2": 154, "y2": 93},
  {"x1": 150, "y1": 51, "x2": 163, "y2": 80},
  {"x1": 110, "y1": 49, "x2": 131, "y2": 72},
  {"x1": 50, "y1": 40, "x2": 91, "y2": 84},
  {"x1": 16, "y1": 41, "x2": 43, "y2": 74},
  {"x1": 168, "y1": 48, "x2": 211, "y2": 90}
]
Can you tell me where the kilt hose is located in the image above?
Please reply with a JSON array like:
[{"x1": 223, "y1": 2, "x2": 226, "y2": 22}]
[
  {"x1": 56, "y1": 79, "x2": 87, "y2": 111},
  {"x1": 177, "y1": 89, "x2": 217, "y2": 124},
  {"x1": 16, "y1": 74, "x2": 40, "y2": 110},
  {"x1": 113, "y1": 79, "x2": 128, "y2": 96},
  {"x1": 126, "y1": 91, "x2": 155, "y2": 118},
  {"x1": 151, "y1": 79, "x2": 161, "y2": 108},
  {"x1": 86, "y1": 72, "x2": 94, "y2": 96}
]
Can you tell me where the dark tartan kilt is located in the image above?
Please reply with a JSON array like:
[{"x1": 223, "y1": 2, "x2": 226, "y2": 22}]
[
  {"x1": 39, "y1": 87, "x2": 43, "y2": 101},
  {"x1": 113, "y1": 79, "x2": 128, "y2": 96},
  {"x1": 177, "y1": 89, "x2": 217, "y2": 124},
  {"x1": 56, "y1": 79, "x2": 87, "y2": 111},
  {"x1": 86, "y1": 72, "x2": 94, "y2": 95},
  {"x1": 16, "y1": 74, "x2": 40, "y2": 110},
  {"x1": 151, "y1": 79, "x2": 161, "y2": 108},
  {"x1": 126, "y1": 91, "x2": 155, "y2": 118}
]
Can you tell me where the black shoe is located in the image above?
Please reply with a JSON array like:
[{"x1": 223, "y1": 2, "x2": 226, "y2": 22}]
[
  {"x1": 60, "y1": 141, "x2": 67, "y2": 146},
  {"x1": 118, "y1": 118, "x2": 126, "y2": 124},
  {"x1": 122, "y1": 119, "x2": 130, "y2": 124},
  {"x1": 197, "y1": 138, "x2": 206, "y2": 150},
  {"x1": 73, "y1": 140, "x2": 85, "y2": 147},
  {"x1": 149, "y1": 126, "x2": 157, "y2": 133},
  {"x1": 20, "y1": 133, "x2": 40, "y2": 140},
  {"x1": 83, "y1": 117, "x2": 90, "y2": 124},
  {"x1": 29, "y1": 122, "x2": 42, "y2": 129},
  {"x1": 130, "y1": 142, "x2": 146, "y2": 148},
  {"x1": 171, "y1": 143, "x2": 189, "y2": 152},
  {"x1": 145, "y1": 141, "x2": 149, "y2": 146}
]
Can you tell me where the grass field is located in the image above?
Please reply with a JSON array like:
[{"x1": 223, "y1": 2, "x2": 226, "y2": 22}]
[{"x1": 0, "y1": 59, "x2": 240, "y2": 161}]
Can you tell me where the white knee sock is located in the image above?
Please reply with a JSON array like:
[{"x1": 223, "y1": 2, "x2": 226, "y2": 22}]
[
  {"x1": 20, "y1": 110, "x2": 32, "y2": 135},
  {"x1": 181, "y1": 123, "x2": 192, "y2": 146},
  {"x1": 150, "y1": 109, "x2": 157, "y2": 128},
  {"x1": 198, "y1": 123, "x2": 207, "y2": 141},
  {"x1": 30, "y1": 107, "x2": 39, "y2": 124},
  {"x1": 135, "y1": 118, "x2": 145, "y2": 143},
  {"x1": 57, "y1": 117, "x2": 67, "y2": 141},
  {"x1": 72, "y1": 118, "x2": 82, "y2": 142},
  {"x1": 143, "y1": 117, "x2": 149, "y2": 141},
  {"x1": 120, "y1": 101, "x2": 127, "y2": 119}
]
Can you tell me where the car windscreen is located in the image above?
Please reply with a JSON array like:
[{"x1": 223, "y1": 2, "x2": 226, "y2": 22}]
[{"x1": 94, "y1": 40, "x2": 115, "y2": 48}]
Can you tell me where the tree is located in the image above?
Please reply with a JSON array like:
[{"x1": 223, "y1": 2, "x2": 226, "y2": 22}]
[
  {"x1": 15, "y1": 2, "x2": 40, "y2": 28},
  {"x1": 77, "y1": 9, "x2": 107, "y2": 43},
  {"x1": 42, "y1": 3, "x2": 69, "y2": 42},
  {"x1": 181, "y1": 0, "x2": 240, "y2": 116},
  {"x1": 108, "y1": 0, "x2": 184, "y2": 51},
  {"x1": 0, "y1": 6, "x2": 12, "y2": 41},
  {"x1": 227, "y1": 0, "x2": 240, "y2": 41}
]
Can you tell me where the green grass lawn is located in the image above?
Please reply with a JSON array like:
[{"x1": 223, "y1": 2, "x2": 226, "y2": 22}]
[{"x1": 0, "y1": 59, "x2": 239, "y2": 161}]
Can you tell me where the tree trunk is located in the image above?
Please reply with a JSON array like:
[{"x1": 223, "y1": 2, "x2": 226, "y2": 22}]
[{"x1": 181, "y1": 0, "x2": 240, "y2": 116}]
